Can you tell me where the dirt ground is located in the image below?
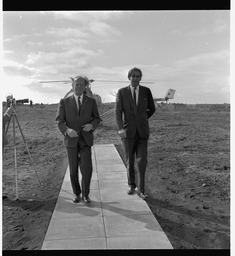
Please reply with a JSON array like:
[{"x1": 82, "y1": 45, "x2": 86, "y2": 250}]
[{"x1": 2, "y1": 102, "x2": 230, "y2": 250}]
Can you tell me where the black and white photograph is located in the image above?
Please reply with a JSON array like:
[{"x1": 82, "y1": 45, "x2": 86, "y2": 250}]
[{"x1": 1, "y1": 8, "x2": 231, "y2": 253}]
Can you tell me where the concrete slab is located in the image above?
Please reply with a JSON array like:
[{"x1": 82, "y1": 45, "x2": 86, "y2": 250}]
[
  {"x1": 96, "y1": 158, "x2": 124, "y2": 165},
  {"x1": 61, "y1": 179, "x2": 99, "y2": 191},
  {"x1": 43, "y1": 215, "x2": 105, "y2": 241},
  {"x1": 101, "y1": 199, "x2": 151, "y2": 216},
  {"x1": 94, "y1": 144, "x2": 124, "y2": 166},
  {"x1": 107, "y1": 233, "x2": 173, "y2": 249},
  {"x1": 63, "y1": 168, "x2": 99, "y2": 181},
  {"x1": 98, "y1": 171, "x2": 127, "y2": 181},
  {"x1": 100, "y1": 187, "x2": 142, "y2": 202},
  {"x1": 95, "y1": 163, "x2": 126, "y2": 173},
  {"x1": 42, "y1": 237, "x2": 107, "y2": 250},
  {"x1": 103, "y1": 213, "x2": 163, "y2": 237},
  {"x1": 53, "y1": 191, "x2": 102, "y2": 219},
  {"x1": 98, "y1": 179, "x2": 128, "y2": 189},
  {"x1": 94, "y1": 144, "x2": 119, "y2": 157},
  {"x1": 41, "y1": 144, "x2": 173, "y2": 250},
  {"x1": 58, "y1": 188, "x2": 101, "y2": 202},
  {"x1": 53, "y1": 200, "x2": 102, "y2": 219}
]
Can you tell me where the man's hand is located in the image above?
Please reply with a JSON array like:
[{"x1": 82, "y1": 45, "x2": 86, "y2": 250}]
[
  {"x1": 66, "y1": 128, "x2": 78, "y2": 138},
  {"x1": 82, "y1": 123, "x2": 93, "y2": 132},
  {"x1": 118, "y1": 129, "x2": 126, "y2": 139}
]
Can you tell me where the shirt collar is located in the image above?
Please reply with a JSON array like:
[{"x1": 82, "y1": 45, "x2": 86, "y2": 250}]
[
  {"x1": 74, "y1": 93, "x2": 84, "y2": 101},
  {"x1": 129, "y1": 85, "x2": 139, "y2": 92}
]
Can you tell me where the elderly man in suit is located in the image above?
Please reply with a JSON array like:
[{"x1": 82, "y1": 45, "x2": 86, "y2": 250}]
[
  {"x1": 115, "y1": 67, "x2": 155, "y2": 199},
  {"x1": 55, "y1": 75, "x2": 101, "y2": 203}
]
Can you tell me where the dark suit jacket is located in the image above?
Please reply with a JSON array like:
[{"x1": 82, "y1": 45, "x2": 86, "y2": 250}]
[
  {"x1": 115, "y1": 85, "x2": 155, "y2": 139},
  {"x1": 55, "y1": 94, "x2": 101, "y2": 148}
]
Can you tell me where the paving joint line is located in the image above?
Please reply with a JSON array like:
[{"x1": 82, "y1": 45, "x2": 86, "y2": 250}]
[{"x1": 93, "y1": 145, "x2": 108, "y2": 249}]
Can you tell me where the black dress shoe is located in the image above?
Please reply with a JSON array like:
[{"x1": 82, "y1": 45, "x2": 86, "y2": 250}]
[
  {"x1": 83, "y1": 196, "x2": 91, "y2": 203},
  {"x1": 127, "y1": 187, "x2": 135, "y2": 195},
  {"x1": 73, "y1": 196, "x2": 80, "y2": 203},
  {"x1": 137, "y1": 192, "x2": 147, "y2": 200}
]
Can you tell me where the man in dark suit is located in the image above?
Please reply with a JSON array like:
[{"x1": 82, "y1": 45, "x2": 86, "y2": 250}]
[
  {"x1": 55, "y1": 76, "x2": 101, "y2": 203},
  {"x1": 115, "y1": 67, "x2": 155, "y2": 199}
]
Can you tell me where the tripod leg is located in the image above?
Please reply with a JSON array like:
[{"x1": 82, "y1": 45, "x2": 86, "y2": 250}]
[
  {"x1": 12, "y1": 115, "x2": 19, "y2": 200},
  {"x1": 14, "y1": 114, "x2": 43, "y2": 188}
]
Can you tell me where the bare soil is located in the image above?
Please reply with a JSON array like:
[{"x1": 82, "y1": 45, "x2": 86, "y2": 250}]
[{"x1": 2, "y1": 103, "x2": 230, "y2": 250}]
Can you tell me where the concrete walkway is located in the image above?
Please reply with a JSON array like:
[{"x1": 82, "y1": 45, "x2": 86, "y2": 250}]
[{"x1": 41, "y1": 144, "x2": 173, "y2": 249}]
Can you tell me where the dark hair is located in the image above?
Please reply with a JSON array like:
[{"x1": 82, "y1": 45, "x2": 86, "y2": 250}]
[{"x1": 127, "y1": 67, "x2": 142, "y2": 80}]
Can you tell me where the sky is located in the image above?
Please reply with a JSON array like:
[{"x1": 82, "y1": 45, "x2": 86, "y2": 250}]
[{"x1": 1, "y1": 10, "x2": 230, "y2": 104}]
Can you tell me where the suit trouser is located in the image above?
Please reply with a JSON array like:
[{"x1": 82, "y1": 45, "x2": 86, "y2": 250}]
[
  {"x1": 122, "y1": 131, "x2": 148, "y2": 193},
  {"x1": 66, "y1": 137, "x2": 92, "y2": 197}
]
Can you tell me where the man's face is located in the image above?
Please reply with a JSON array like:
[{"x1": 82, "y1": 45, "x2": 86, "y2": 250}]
[
  {"x1": 72, "y1": 78, "x2": 86, "y2": 96},
  {"x1": 129, "y1": 70, "x2": 141, "y2": 87}
]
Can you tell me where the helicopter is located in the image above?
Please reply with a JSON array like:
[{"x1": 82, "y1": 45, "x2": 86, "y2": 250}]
[
  {"x1": 39, "y1": 78, "x2": 154, "y2": 105},
  {"x1": 39, "y1": 77, "x2": 155, "y2": 122},
  {"x1": 40, "y1": 78, "x2": 103, "y2": 104}
]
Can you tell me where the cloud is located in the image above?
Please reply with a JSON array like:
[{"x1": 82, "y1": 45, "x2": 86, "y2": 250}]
[
  {"x1": 171, "y1": 14, "x2": 229, "y2": 37},
  {"x1": 49, "y1": 38, "x2": 88, "y2": 48},
  {"x1": 88, "y1": 21, "x2": 121, "y2": 36},
  {"x1": 3, "y1": 32, "x2": 43, "y2": 45},
  {"x1": 2, "y1": 11, "x2": 229, "y2": 104},
  {"x1": 21, "y1": 47, "x2": 106, "y2": 85},
  {"x1": 173, "y1": 50, "x2": 229, "y2": 68},
  {"x1": 120, "y1": 50, "x2": 230, "y2": 103},
  {"x1": 51, "y1": 11, "x2": 123, "y2": 38},
  {"x1": 25, "y1": 41, "x2": 45, "y2": 47},
  {"x1": 3, "y1": 59, "x2": 37, "y2": 77},
  {"x1": 25, "y1": 47, "x2": 103, "y2": 66},
  {"x1": 140, "y1": 50, "x2": 229, "y2": 84},
  {"x1": 46, "y1": 27, "x2": 89, "y2": 38},
  {"x1": 3, "y1": 50, "x2": 14, "y2": 55},
  {"x1": 52, "y1": 11, "x2": 126, "y2": 23}
]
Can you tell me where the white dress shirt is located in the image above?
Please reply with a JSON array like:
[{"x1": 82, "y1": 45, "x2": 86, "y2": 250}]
[
  {"x1": 130, "y1": 85, "x2": 139, "y2": 105},
  {"x1": 74, "y1": 94, "x2": 83, "y2": 111}
]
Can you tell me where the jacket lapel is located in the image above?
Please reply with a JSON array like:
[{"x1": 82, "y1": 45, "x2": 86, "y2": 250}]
[
  {"x1": 70, "y1": 95, "x2": 79, "y2": 114},
  {"x1": 79, "y1": 94, "x2": 89, "y2": 115},
  {"x1": 137, "y1": 85, "x2": 143, "y2": 110}
]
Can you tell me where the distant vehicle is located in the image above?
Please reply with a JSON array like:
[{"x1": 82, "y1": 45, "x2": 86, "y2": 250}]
[
  {"x1": 154, "y1": 89, "x2": 176, "y2": 111},
  {"x1": 16, "y1": 99, "x2": 29, "y2": 105},
  {"x1": 3, "y1": 95, "x2": 29, "y2": 107}
]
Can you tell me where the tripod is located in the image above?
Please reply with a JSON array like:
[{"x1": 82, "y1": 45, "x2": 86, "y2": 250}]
[{"x1": 4, "y1": 108, "x2": 42, "y2": 200}]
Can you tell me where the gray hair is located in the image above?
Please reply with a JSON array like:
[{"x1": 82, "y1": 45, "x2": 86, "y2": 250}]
[{"x1": 70, "y1": 75, "x2": 90, "y2": 86}]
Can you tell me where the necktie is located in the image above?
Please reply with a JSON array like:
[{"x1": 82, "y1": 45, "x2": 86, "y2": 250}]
[
  {"x1": 77, "y1": 96, "x2": 82, "y2": 115},
  {"x1": 133, "y1": 87, "x2": 137, "y2": 106}
]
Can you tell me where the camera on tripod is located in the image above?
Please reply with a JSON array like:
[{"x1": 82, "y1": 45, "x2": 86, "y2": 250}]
[{"x1": 6, "y1": 94, "x2": 16, "y2": 108}]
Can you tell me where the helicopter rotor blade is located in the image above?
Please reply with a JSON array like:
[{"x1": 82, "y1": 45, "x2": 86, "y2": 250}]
[
  {"x1": 39, "y1": 80, "x2": 71, "y2": 84},
  {"x1": 39, "y1": 79, "x2": 96, "y2": 84},
  {"x1": 92, "y1": 80, "x2": 154, "y2": 84},
  {"x1": 39, "y1": 79, "x2": 154, "y2": 84}
]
